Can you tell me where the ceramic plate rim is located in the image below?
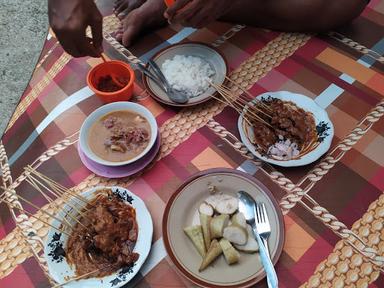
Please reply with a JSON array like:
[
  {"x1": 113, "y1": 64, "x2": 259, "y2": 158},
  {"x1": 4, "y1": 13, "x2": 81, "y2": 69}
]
[
  {"x1": 79, "y1": 102, "x2": 158, "y2": 166},
  {"x1": 162, "y1": 168, "x2": 285, "y2": 288},
  {"x1": 143, "y1": 41, "x2": 229, "y2": 107},
  {"x1": 238, "y1": 91, "x2": 334, "y2": 167},
  {"x1": 44, "y1": 186, "x2": 153, "y2": 288}
]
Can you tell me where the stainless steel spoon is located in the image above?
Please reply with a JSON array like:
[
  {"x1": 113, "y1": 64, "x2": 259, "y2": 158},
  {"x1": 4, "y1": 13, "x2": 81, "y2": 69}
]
[
  {"x1": 237, "y1": 191, "x2": 278, "y2": 288},
  {"x1": 135, "y1": 62, "x2": 168, "y2": 92},
  {"x1": 148, "y1": 60, "x2": 189, "y2": 104}
]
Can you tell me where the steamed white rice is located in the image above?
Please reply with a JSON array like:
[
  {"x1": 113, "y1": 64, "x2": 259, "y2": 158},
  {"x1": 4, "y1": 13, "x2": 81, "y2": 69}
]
[{"x1": 162, "y1": 55, "x2": 215, "y2": 98}]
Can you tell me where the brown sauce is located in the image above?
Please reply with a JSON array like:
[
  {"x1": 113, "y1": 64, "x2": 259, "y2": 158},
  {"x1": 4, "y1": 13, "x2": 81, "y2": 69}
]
[
  {"x1": 250, "y1": 98, "x2": 317, "y2": 154},
  {"x1": 66, "y1": 189, "x2": 139, "y2": 278},
  {"x1": 97, "y1": 75, "x2": 129, "y2": 92},
  {"x1": 88, "y1": 110, "x2": 151, "y2": 162}
]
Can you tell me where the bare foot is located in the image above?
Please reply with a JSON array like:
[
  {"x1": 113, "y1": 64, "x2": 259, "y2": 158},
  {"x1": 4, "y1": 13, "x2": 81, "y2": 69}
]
[
  {"x1": 113, "y1": 0, "x2": 147, "y2": 20},
  {"x1": 115, "y1": 0, "x2": 167, "y2": 47}
]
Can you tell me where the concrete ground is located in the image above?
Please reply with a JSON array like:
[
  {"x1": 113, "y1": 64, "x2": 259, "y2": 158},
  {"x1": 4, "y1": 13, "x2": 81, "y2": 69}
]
[{"x1": 0, "y1": 0, "x2": 48, "y2": 135}]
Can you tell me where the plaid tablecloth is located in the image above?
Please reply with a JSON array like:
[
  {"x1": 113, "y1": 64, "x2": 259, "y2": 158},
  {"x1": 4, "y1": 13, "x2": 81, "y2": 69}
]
[{"x1": 0, "y1": 0, "x2": 383, "y2": 287}]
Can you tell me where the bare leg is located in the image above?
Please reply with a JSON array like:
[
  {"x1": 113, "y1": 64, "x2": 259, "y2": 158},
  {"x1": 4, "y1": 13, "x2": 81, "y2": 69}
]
[
  {"x1": 222, "y1": 0, "x2": 367, "y2": 32},
  {"x1": 116, "y1": 0, "x2": 367, "y2": 46}
]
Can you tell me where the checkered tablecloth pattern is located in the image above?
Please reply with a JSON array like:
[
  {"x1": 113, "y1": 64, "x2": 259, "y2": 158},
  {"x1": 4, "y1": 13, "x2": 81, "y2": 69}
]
[{"x1": 0, "y1": 1, "x2": 383, "y2": 287}]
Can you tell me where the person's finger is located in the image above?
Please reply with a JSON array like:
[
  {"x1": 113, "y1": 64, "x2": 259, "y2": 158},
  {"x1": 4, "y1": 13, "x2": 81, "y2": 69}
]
[
  {"x1": 114, "y1": 25, "x2": 124, "y2": 42},
  {"x1": 114, "y1": 0, "x2": 125, "y2": 10},
  {"x1": 117, "y1": 1, "x2": 145, "y2": 20},
  {"x1": 56, "y1": 32, "x2": 83, "y2": 57},
  {"x1": 170, "y1": 0, "x2": 202, "y2": 24},
  {"x1": 115, "y1": 1, "x2": 129, "y2": 18},
  {"x1": 90, "y1": 13, "x2": 103, "y2": 55},
  {"x1": 115, "y1": 32, "x2": 123, "y2": 42},
  {"x1": 75, "y1": 36, "x2": 99, "y2": 57},
  {"x1": 181, "y1": 6, "x2": 210, "y2": 28},
  {"x1": 164, "y1": 0, "x2": 191, "y2": 19},
  {"x1": 181, "y1": 8, "x2": 206, "y2": 28},
  {"x1": 61, "y1": 42, "x2": 83, "y2": 57},
  {"x1": 117, "y1": 7, "x2": 131, "y2": 20}
]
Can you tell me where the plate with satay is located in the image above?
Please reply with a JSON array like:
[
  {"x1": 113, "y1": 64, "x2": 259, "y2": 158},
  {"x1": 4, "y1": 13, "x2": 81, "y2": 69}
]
[
  {"x1": 43, "y1": 186, "x2": 153, "y2": 288},
  {"x1": 237, "y1": 91, "x2": 334, "y2": 167}
]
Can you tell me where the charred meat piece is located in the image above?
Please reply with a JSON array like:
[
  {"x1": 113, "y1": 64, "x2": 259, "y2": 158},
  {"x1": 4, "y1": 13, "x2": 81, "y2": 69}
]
[
  {"x1": 103, "y1": 116, "x2": 118, "y2": 129},
  {"x1": 104, "y1": 124, "x2": 150, "y2": 153}
]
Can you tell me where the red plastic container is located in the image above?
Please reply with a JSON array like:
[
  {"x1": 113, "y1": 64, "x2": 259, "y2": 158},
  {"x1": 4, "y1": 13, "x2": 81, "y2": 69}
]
[
  {"x1": 164, "y1": 0, "x2": 175, "y2": 7},
  {"x1": 87, "y1": 60, "x2": 135, "y2": 103}
]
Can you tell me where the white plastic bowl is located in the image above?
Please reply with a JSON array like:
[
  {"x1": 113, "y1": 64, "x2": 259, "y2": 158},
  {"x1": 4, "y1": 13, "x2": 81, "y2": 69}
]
[{"x1": 79, "y1": 102, "x2": 158, "y2": 167}]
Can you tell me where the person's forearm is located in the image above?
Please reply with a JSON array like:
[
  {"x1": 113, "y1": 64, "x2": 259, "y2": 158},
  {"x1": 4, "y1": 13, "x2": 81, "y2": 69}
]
[{"x1": 220, "y1": 0, "x2": 367, "y2": 32}]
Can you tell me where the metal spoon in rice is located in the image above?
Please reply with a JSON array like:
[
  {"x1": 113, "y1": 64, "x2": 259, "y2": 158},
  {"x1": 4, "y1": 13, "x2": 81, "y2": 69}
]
[{"x1": 148, "y1": 60, "x2": 189, "y2": 104}]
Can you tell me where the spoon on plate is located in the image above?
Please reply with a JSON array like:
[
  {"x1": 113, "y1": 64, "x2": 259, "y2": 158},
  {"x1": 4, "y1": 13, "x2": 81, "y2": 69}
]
[
  {"x1": 148, "y1": 60, "x2": 189, "y2": 104},
  {"x1": 134, "y1": 62, "x2": 188, "y2": 104},
  {"x1": 237, "y1": 191, "x2": 278, "y2": 288}
]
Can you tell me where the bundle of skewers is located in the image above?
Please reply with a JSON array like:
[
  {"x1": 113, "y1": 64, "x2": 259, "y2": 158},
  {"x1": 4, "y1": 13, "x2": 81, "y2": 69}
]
[
  {"x1": 0, "y1": 167, "x2": 87, "y2": 237},
  {"x1": 209, "y1": 76, "x2": 273, "y2": 128},
  {"x1": 0, "y1": 167, "x2": 123, "y2": 287},
  {"x1": 208, "y1": 77, "x2": 319, "y2": 160}
]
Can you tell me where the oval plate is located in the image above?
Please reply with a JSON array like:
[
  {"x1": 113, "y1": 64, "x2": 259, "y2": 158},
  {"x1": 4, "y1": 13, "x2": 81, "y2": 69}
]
[
  {"x1": 238, "y1": 91, "x2": 334, "y2": 167},
  {"x1": 163, "y1": 168, "x2": 284, "y2": 288},
  {"x1": 143, "y1": 42, "x2": 228, "y2": 107},
  {"x1": 44, "y1": 186, "x2": 153, "y2": 288}
]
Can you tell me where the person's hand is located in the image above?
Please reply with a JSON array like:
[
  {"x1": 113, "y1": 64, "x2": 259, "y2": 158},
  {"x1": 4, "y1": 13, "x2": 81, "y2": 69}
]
[
  {"x1": 48, "y1": 0, "x2": 103, "y2": 57},
  {"x1": 164, "y1": 0, "x2": 238, "y2": 28}
]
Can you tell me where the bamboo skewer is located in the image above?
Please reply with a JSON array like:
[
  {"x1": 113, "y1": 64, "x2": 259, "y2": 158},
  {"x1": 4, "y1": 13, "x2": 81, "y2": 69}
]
[
  {"x1": 0, "y1": 186, "x2": 76, "y2": 231},
  {"x1": 0, "y1": 194, "x2": 71, "y2": 237},
  {"x1": 51, "y1": 264, "x2": 115, "y2": 288},
  {"x1": 211, "y1": 82, "x2": 258, "y2": 118},
  {"x1": 210, "y1": 77, "x2": 274, "y2": 120},
  {"x1": 24, "y1": 176, "x2": 90, "y2": 231},
  {"x1": 224, "y1": 76, "x2": 272, "y2": 112},
  {"x1": 209, "y1": 93, "x2": 254, "y2": 127},
  {"x1": 25, "y1": 173, "x2": 90, "y2": 221},
  {"x1": 25, "y1": 166, "x2": 92, "y2": 209},
  {"x1": 209, "y1": 81, "x2": 273, "y2": 128},
  {"x1": 229, "y1": 93, "x2": 272, "y2": 119},
  {"x1": 209, "y1": 81, "x2": 270, "y2": 121},
  {"x1": 25, "y1": 177, "x2": 74, "y2": 230}
]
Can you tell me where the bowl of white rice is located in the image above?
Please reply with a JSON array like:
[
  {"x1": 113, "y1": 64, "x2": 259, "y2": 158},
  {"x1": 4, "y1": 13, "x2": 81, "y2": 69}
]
[{"x1": 143, "y1": 42, "x2": 228, "y2": 107}]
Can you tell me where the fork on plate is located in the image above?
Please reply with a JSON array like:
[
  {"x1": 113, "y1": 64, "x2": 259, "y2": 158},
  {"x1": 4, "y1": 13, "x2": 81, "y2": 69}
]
[{"x1": 255, "y1": 202, "x2": 272, "y2": 257}]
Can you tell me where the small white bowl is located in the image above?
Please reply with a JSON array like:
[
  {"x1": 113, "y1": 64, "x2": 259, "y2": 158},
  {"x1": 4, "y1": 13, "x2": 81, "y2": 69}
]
[{"x1": 79, "y1": 102, "x2": 158, "y2": 167}]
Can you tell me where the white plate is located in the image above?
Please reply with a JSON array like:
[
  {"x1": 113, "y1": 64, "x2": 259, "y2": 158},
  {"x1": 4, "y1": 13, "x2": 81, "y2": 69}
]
[
  {"x1": 44, "y1": 186, "x2": 153, "y2": 288},
  {"x1": 238, "y1": 91, "x2": 334, "y2": 167},
  {"x1": 79, "y1": 102, "x2": 158, "y2": 167},
  {"x1": 143, "y1": 42, "x2": 228, "y2": 107}
]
